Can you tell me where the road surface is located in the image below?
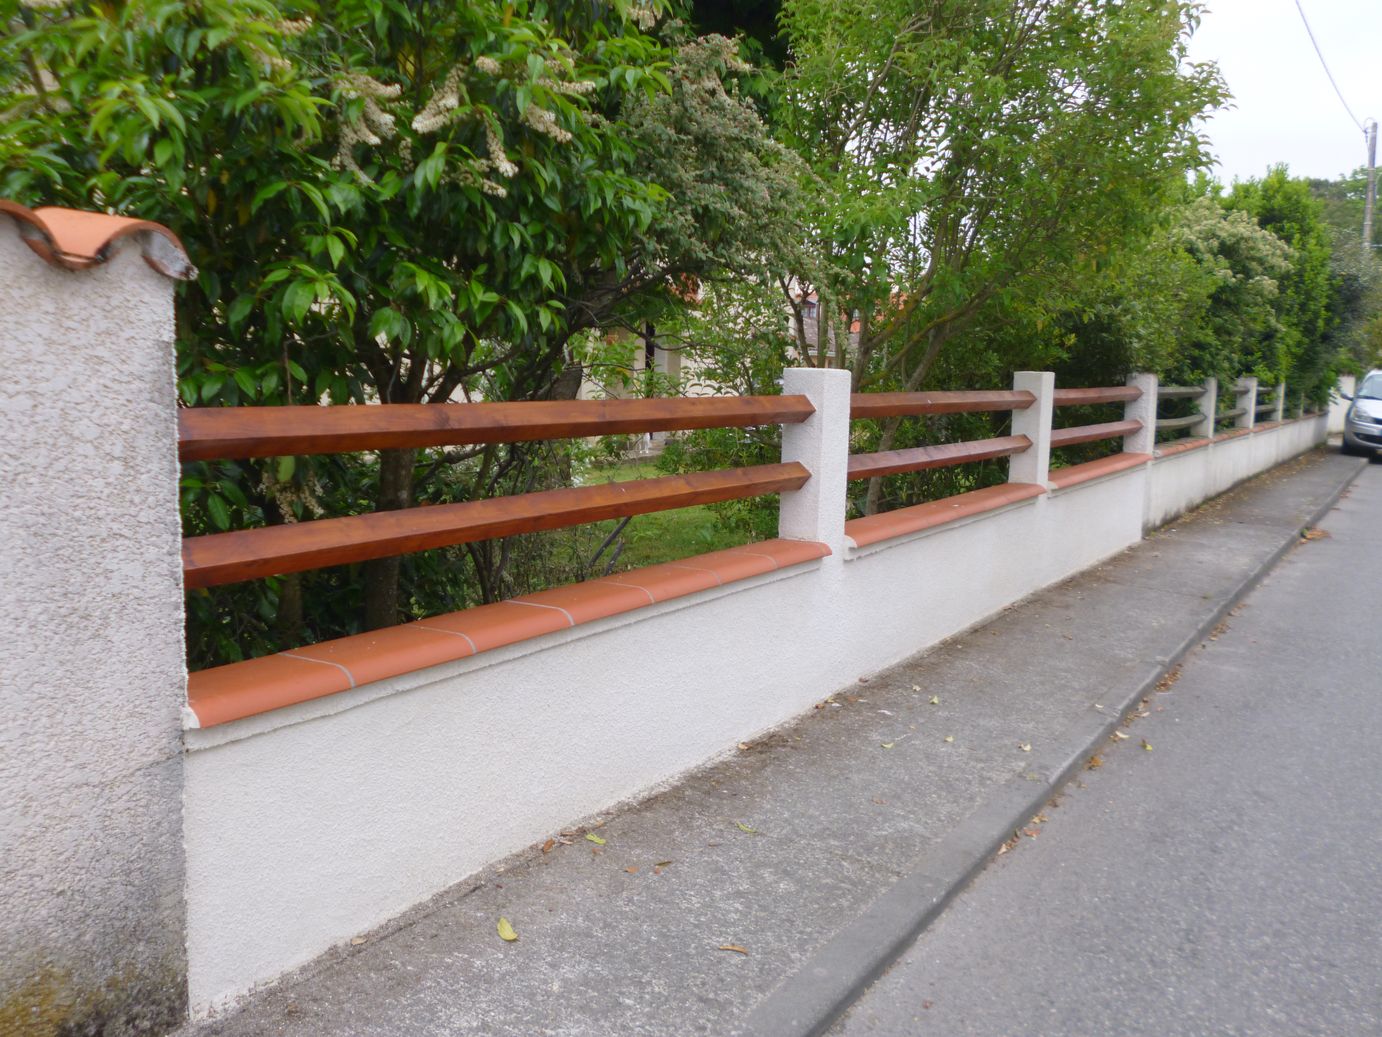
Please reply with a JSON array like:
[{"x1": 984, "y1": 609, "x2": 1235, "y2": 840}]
[{"x1": 832, "y1": 462, "x2": 1382, "y2": 1037}]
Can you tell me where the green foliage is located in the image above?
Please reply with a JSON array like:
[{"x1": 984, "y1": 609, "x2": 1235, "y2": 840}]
[
  {"x1": 775, "y1": 0, "x2": 1225, "y2": 391},
  {"x1": 2, "y1": 0, "x2": 804, "y2": 665}
]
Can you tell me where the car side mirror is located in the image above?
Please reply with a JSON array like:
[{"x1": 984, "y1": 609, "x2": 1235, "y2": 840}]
[{"x1": 1341, "y1": 393, "x2": 1353, "y2": 401}]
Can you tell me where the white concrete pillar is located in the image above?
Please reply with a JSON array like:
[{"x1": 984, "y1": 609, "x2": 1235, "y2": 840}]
[
  {"x1": 778, "y1": 367, "x2": 851, "y2": 555},
  {"x1": 1123, "y1": 373, "x2": 1158, "y2": 455},
  {"x1": 1273, "y1": 382, "x2": 1287, "y2": 423},
  {"x1": 1009, "y1": 371, "x2": 1054, "y2": 486},
  {"x1": 0, "y1": 204, "x2": 193, "y2": 1032},
  {"x1": 1329, "y1": 375, "x2": 1356, "y2": 434},
  {"x1": 1194, "y1": 376, "x2": 1218, "y2": 440},
  {"x1": 1235, "y1": 376, "x2": 1258, "y2": 431}
]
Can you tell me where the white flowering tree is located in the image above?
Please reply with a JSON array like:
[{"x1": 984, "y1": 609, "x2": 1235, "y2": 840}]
[{"x1": 2, "y1": 0, "x2": 804, "y2": 655}]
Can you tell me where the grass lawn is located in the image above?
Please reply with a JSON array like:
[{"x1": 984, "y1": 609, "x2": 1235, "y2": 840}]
[{"x1": 580, "y1": 460, "x2": 755, "y2": 569}]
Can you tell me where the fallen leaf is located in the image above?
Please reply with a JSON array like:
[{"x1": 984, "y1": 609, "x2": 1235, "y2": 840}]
[
  {"x1": 881, "y1": 742, "x2": 895, "y2": 750},
  {"x1": 872, "y1": 797, "x2": 887, "y2": 805},
  {"x1": 944, "y1": 735, "x2": 955, "y2": 743},
  {"x1": 736, "y1": 822, "x2": 758, "y2": 834},
  {"x1": 1301, "y1": 526, "x2": 1330, "y2": 541},
  {"x1": 655, "y1": 860, "x2": 674, "y2": 867},
  {"x1": 1086, "y1": 754, "x2": 1104, "y2": 770},
  {"x1": 912, "y1": 684, "x2": 921, "y2": 692},
  {"x1": 590, "y1": 847, "x2": 603, "y2": 856},
  {"x1": 1033, "y1": 813, "x2": 1048, "y2": 823},
  {"x1": 844, "y1": 694, "x2": 862, "y2": 704},
  {"x1": 718, "y1": 944, "x2": 749, "y2": 955},
  {"x1": 497, "y1": 917, "x2": 518, "y2": 942},
  {"x1": 541, "y1": 838, "x2": 555, "y2": 853},
  {"x1": 653, "y1": 867, "x2": 663, "y2": 875},
  {"x1": 350, "y1": 937, "x2": 366, "y2": 946},
  {"x1": 1022, "y1": 828, "x2": 1039, "y2": 838},
  {"x1": 586, "y1": 833, "x2": 606, "y2": 846},
  {"x1": 1112, "y1": 730, "x2": 1129, "y2": 741},
  {"x1": 737, "y1": 741, "x2": 752, "y2": 751},
  {"x1": 1142, "y1": 739, "x2": 1153, "y2": 751},
  {"x1": 929, "y1": 696, "x2": 940, "y2": 706},
  {"x1": 877, "y1": 709, "x2": 894, "y2": 716},
  {"x1": 1018, "y1": 742, "x2": 1031, "y2": 752},
  {"x1": 857, "y1": 676, "x2": 870, "y2": 684},
  {"x1": 624, "y1": 866, "x2": 639, "y2": 874}
]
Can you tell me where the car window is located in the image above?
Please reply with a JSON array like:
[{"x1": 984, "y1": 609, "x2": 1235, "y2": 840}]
[{"x1": 1358, "y1": 373, "x2": 1382, "y2": 400}]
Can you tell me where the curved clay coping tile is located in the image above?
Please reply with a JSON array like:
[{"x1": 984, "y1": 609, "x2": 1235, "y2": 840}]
[
  {"x1": 0, "y1": 199, "x2": 195, "y2": 280},
  {"x1": 186, "y1": 538, "x2": 831, "y2": 728}
]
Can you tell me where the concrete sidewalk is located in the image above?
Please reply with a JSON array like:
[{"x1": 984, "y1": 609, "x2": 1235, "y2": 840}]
[{"x1": 186, "y1": 449, "x2": 1364, "y2": 1037}]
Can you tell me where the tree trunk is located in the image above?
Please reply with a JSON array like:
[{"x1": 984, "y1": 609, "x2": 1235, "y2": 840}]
[{"x1": 362, "y1": 446, "x2": 417, "y2": 630}]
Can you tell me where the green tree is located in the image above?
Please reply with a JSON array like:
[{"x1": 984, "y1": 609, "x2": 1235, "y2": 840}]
[
  {"x1": 2, "y1": 0, "x2": 803, "y2": 661},
  {"x1": 774, "y1": 0, "x2": 1223, "y2": 509},
  {"x1": 1225, "y1": 168, "x2": 1337, "y2": 399}
]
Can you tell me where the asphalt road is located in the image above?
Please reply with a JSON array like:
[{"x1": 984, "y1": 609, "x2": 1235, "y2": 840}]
[{"x1": 830, "y1": 461, "x2": 1382, "y2": 1037}]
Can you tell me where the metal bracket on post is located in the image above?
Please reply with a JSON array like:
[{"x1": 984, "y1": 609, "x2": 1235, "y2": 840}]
[
  {"x1": 1235, "y1": 376, "x2": 1258, "y2": 431},
  {"x1": 1123, "y1": 373, "x2": 1157, "y2": 456},
  {"x1": 778, "y1": 367, "x2": 852, "y2": 557},
  {"x1": 1009, "y1": 371, "x2": 1054, "y2": 487}
]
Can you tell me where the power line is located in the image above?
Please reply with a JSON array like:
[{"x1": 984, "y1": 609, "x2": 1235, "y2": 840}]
[{"x1": 1292, "y1": 0, "x2": 1364, "y2": 133}]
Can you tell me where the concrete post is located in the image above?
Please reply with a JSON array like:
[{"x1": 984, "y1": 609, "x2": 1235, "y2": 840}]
[
  {"x1": 1273, "y1": 382, "x2": 1287, "y2": 423},
  {"x1": 1009, "y1": 371, "x2": 1054, "y2": 486},
  {"x1": 0, "y1": 207, "x2": 192, "y2": 1033},
  {"x1": 1194, "y1": 376, "x2": 1218, "y2": 441},
  {"x1": 779, "y1": 367, "x2": 852, "y2": 556},
  {"x1": 1234, "y1": 376, "x2": 1258, "y2": 431},
  {"x1": 1123, "y1": 373, "x2": 1158, "y2": 456}
]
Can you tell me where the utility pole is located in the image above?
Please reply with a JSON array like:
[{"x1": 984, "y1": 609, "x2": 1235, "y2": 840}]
[{"x1": 1364, "y1": 118, "x2": 1378, "y2": 254}]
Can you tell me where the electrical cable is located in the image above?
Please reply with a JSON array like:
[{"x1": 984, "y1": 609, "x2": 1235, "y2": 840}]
[{"x1": 1292, "y1": 0, "x2": 1364, "y2": 133}]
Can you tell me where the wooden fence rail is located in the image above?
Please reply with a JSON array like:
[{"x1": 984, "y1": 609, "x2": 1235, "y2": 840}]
[{"x1": 178, "y1": 395, "x2": 814, "y2": 461}]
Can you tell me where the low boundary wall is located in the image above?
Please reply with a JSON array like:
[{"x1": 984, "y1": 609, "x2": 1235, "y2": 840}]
[{"x1": 184, "y1": 413, "x2": 1323, "y2": 1011}]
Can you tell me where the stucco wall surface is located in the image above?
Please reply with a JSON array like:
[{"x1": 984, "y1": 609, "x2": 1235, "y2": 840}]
[
  {"x1": 0, "y1": 222, "x2": 188, "y2": 1035},
  {"x1": 1145, "y1": 417, "x2": 1325, "y2": 530},
  {"x1": 183, "y1": 459, "x2": 1151, "y2": 1011}
]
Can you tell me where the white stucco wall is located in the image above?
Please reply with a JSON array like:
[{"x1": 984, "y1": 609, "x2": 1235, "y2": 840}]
[
  {"x1": 0, "y1": 220, "x2": 188, "y2": 1032},
  {"x1": 1145, "y1": 417, "x2": 1326, "y2": 530},
  {"x1": 184, "y1": 453, "x2": 1154, "y2": 1012},
  {"x1": 1328, "y1": 376, "x2": 1356, "y2": 435}
]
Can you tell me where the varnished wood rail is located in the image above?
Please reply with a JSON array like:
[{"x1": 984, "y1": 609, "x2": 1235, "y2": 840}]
[
  {"x1": 183, "y1": 463, "x2": 810, "y2": 588},
  {"x1": 847, "y1": 435, "x2": 1031, "y2": 481},
  {"x1": 849, "y1": 390, "x2": 1034, "y2": 419},
  {"x1": 179, "y1": 395, "x2": 815, "y2": 461},
  {"x1": 1051, "y1": 386, "x2": 1141, "y2": 406},
  {"x1": 1049, "y1": 419, "x2": 1142, "y2": 448}
]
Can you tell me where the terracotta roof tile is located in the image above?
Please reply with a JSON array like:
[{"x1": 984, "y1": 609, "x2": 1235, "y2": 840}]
[{"x1": 0, "y1": 199, "x2": 195, "y2": 280}]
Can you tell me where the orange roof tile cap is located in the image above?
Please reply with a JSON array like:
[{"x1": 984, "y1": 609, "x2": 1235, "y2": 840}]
[{"x1": 0, "y1": 199, "x2": 195, "y2": 280}]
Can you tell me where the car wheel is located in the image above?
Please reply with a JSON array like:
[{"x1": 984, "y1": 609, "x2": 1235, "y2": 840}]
[{"x1": 1340, "y1": 439, "x2": 1357, "y2": 456}]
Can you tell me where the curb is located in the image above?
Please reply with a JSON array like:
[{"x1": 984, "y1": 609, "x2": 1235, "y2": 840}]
[{"x1": 739, "y1": 453, "x2": 1366, "y2": 1037}]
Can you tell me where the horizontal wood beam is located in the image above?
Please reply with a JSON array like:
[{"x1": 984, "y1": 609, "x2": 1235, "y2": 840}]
[
  {"x1": 1052, "y1": 386, "x2": 1142, "y2": 406},
  {"x1": 849, "y1": 390, "x2": 1034, "y2": 419},
  {"x1": 183, "y1": 463, "x2": 810, "y2": 588},
  {"x1": 179, "y1": 395, "x2": 815, "y2": 461},
  {"x1": 846, "y1": 435, "x2": 1031, "y2": 481},
  {"x1": 1049, "y1": 419, "x2": 1142, "y2": 448}
]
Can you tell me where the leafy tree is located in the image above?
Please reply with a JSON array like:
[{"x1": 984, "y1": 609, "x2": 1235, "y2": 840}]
[
  {"x1": 1224, "y1": 168, "x2": 1336, "y2": 398},
  {"x1": 2, "y1": 0, "x2": 802, "y2": 661},
  {"x1": 773, "y1": 0, "x2": 1224, "y2": 509}
]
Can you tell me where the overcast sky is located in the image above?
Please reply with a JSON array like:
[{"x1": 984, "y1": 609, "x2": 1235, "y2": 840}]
[{"x1": 1185, "y1": 0, "x2": 1380, "y2": 184}]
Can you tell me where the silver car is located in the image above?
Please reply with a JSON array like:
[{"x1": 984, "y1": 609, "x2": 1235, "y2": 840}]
[{"x1": 1342, "y1": 369, "x2": 1382, "y2": 458}]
